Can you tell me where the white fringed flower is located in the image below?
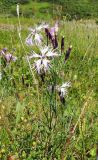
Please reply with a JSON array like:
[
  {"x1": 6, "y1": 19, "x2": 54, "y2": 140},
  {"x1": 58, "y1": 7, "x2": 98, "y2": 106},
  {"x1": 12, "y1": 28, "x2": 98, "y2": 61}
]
[
  {"x1": 29, "y1": 46, "x2": 60, "y2": 74},
  {"x1": 26, "y1": 24, "x2": 48, "y2": 46},
  {"x1": 34, "y1": 59, "x2": 50, "y2": 74},
  {"x1": 57, "y1": 82, "x2": 71, "y2": 98}
]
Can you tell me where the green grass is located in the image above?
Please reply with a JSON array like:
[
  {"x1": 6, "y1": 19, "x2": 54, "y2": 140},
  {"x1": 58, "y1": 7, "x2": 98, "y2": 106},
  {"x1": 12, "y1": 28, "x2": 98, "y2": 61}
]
[
  {"x1": 0, "y1": 1, "x2": 52, "y2": 20},
  {"x1": 0, "y1": 18, "x2": 98, "y2": 159}
]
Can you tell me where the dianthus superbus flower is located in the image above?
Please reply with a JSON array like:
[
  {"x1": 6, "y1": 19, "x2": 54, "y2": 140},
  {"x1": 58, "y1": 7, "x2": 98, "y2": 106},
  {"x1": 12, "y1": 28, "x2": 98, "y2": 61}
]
[
  {"x1": 28, "y1": 46, "x2": 60, "y2": 75},
  {"x1": 0, "y1": 48, "x2": 17, "y2": 63},
  {"x1": 58, "y1": 82, "x2": 71, "y2": 97},
  {"x1": 26, "y1": 24, "x2": 48, "y2": 46},
  {"x1": 4, "y1": 54, "x2": 17, "y2": 63},
  {"x1": 57, "y1": 82, "x2": 71, "y2": 104},
  {"x1": 48, "y1": 82, "x2": 71, "y2": 104}
]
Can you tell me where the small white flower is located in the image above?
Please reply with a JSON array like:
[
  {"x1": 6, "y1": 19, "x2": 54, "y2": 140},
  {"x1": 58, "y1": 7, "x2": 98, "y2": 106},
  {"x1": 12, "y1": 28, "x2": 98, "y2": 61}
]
[
  {"x1": 57, "y1": 82, "x2": 71, "y2": 97},
  {"x1": 47, "y1": 82, "x2": 71, "y2": 99}
]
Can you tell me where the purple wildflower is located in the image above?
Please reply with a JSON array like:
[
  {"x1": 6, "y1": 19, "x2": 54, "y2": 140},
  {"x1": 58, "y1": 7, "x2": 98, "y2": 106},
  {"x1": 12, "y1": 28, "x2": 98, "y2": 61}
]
[
  {"x1": 0, "y1": 48, "x2": 8, "y2": 56},
  {"x1": 26, "y1": 23, "x2": 48, "y2": 46},
  {"x1": 0, "y1": 48, "x2": 17, "y2": 63},
  {"x1": 49, "y1": 22, "x2": 59, "y2": 38},
  {"x1": 45, "y1": 22, "x2": 59, "y2": 48},
  {"x1": 4, "y1": 54, "x2": 17, "y2": 63},
  {"x1": 4, "y1": 54, "x2": 12, "y2": 62},
  {"x1": 50, "y1": 27, "x2": 55, "y2": 39}
]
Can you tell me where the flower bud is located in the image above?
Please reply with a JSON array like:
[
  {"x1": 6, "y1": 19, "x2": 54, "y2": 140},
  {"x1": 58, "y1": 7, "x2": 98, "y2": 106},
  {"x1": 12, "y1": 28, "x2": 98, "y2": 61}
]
[
  {"x1": 65, "y1": 45, "x2": 72, "y2": 62},
  {"x1": 61, "y1": 36, "x2": 64, "y2": 53}
]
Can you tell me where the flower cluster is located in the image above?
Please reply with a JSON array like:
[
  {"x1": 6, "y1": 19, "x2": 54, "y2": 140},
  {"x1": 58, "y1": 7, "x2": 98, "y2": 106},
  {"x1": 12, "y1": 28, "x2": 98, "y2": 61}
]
[
  {"x1": 25, "y1": 21, "x2": 72, "y2": 102},
  {"x1": 26, "y1": 21, "x2": 73, "y2": 76},
  {"x1": 26, "y1": 22, "x2": 61, "y2": 79}
]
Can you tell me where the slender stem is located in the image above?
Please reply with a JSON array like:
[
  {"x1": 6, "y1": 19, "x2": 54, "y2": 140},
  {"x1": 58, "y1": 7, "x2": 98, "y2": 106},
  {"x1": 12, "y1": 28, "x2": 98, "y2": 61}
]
[{"x1": 17, "y1": 5, "x2": 39, "y2": 101}]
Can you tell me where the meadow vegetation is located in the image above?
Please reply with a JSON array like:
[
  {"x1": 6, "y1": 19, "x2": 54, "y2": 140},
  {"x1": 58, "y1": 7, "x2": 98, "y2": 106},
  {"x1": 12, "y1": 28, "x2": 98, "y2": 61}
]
[{"x1": 0, "y1": 1, "x2": 98, "y2": 160}]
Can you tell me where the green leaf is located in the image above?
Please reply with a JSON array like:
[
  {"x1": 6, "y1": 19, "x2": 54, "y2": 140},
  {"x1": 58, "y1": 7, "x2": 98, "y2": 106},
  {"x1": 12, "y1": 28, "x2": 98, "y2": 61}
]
[{"x1": 90, "y1": 148, "x2": 96, "y2": 157}]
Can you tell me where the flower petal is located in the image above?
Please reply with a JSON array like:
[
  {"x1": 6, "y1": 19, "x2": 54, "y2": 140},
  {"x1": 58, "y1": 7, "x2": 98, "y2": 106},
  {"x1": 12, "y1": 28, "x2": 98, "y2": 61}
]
[
  {"x1": 12, "y1": 56, "x2": 17, "y2": 62},
  {"x1": 54, "y1": 22, "x2": 59, "y2": 33},
  {"x1": 34, "y1": 33, "x2": 42, "y2": 45},
  {"x1": 61, "y1": 82, "x2": 71, "y2": 88},
  {"x1": 4, "y1": 54, "x2": 12, "y2": 62},
  {"x1": 36, "y1": 24, "x2": 49, "y2": 32},
  {"x1": 34, "y1": 59, "x2": 42, "y2": 74},
  {"x1": 46, "y1": 47, "x2": 60, "y2": 57},
  {"x1": 50, "y1": 27, "x2": 55, "y2": 38},
  {"x1": 39, "y1": 46, "x2": 49, "y2": 56},
  {"x1": 43, "y1": 59, "x2": 50, "y2": 72},
  {"x1": 25, "y1": 34, "x2": 34, "y2": 46},
  {"x1": 29, "y1": 52, "x2": 41, "y2": 59}
]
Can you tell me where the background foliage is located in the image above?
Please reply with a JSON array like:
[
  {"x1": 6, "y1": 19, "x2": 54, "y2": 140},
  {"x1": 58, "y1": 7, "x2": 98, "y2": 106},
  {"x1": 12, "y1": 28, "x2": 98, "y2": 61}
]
[{"x1": 0, "y1": 0, "x2": 98, "y2": 19}]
